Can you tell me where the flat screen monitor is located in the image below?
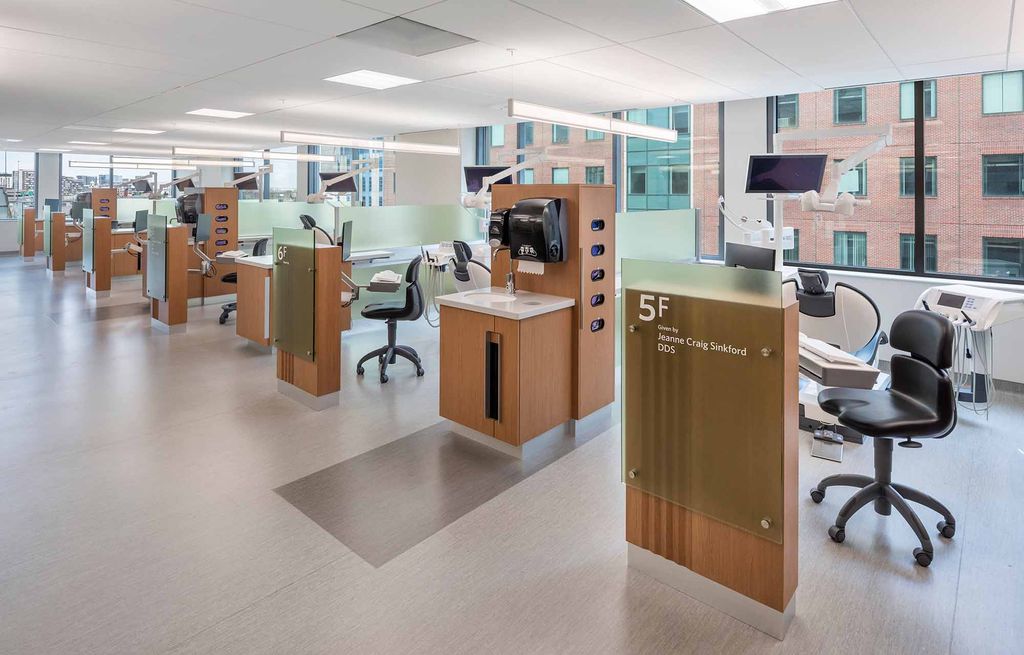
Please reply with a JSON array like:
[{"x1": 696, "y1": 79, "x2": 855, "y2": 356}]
[
  {"x1": 745, "y1": 154, "x2": 827, "y2": 194},
  {"x1": 132, "y1": 179, "x2": 152, "y2": 193},
  {"x1": 195, "y1": 214, "x2": 212, "y2": 242},
  {"x1": 135, "y1": 209, "x2": 148, "y2": 233},
  {"x1": 724, "y1": 242, "x2": 776, "y2": 271},
  {"x1": 340, "y1": 220, "x2": 353, "y2": 261},
  {"x1": 44, "y1": 198, "x2": 61, "y2": 213},
  {"x1": 233, "y1": 172, "x2": 259, "y2": 191},
  {"x1": 70, "y1": 201, "x2": 87, "y2": 222},
  {"x1": 465, "y1": 166, "x2": 512, "y2": 193},
  {"x1": 318, "y1": 172, "x2": 357, "y2": 194},
  {"x1": 175, "y1": 178, "x2": 196, "y2": 192}
]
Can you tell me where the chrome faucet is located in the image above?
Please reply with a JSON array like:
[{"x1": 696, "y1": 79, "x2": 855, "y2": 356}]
[{"x1": 493, "y1": 246, "x2": 516, "y2": 295}]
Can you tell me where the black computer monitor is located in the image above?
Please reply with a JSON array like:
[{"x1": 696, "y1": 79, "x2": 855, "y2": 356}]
[
  {"x1": 44, "y1": 198, "x2": 61, "y2": 213},
  {"x1": 233, "y1": 172, "x2": 259, "y2": 191},
  {"x1": 724, "y1": 242, "x2": 776, "y2": 271},
  {"x1": 745, "y1": 154, "x2": 828, "y2": 194},
  {"x1": 135, "y1": 209, "x2": 148, "y2": 233},
  {"x1": 132, "y1": 179, "x2": 152, "y2": 193},
  {"x1": 464, "y1": 166, "x2": 512, "y2": 193},
  {"x1": 175, "y1": 178, "x2": 196, "y2": 192},
  {"x1": 318, "y1": 171, "x2": 357, "y2": 194},
  {"x1": 70, "y1": 201, "x2": 87, "y2": 221},
  {"x1": 195, "y1": 214, "x2": 212, "y2": 242},
  {"x1": 340, "y1": 220, "x2": 353, "y2": 261}
]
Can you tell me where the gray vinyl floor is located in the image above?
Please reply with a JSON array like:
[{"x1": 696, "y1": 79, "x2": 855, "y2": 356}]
[{"x1": 0, "y1": 254, "x2": 1021, "y2": 654}]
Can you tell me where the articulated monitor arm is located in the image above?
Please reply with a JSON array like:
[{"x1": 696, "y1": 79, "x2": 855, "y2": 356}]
[
  {"x1": 152, "y1": 172, "x2": 202, "y2": 199},
  {"x1": 307, "y1": 156, "x2": 380, "y2": 204}
]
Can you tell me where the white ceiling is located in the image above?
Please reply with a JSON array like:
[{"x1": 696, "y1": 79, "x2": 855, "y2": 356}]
[{"x1": 0, "y1": 0, "x2": 1019, "y2": 155}]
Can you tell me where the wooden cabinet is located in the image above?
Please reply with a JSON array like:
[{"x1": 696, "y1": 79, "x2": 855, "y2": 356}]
[{"x1": 439, "y1": 305, "x2": 573, "y2": 447}]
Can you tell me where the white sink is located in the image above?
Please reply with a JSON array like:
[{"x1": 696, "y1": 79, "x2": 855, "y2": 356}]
[{"x1": 466, "y1": 291, "x2": 517, "y2": 303}]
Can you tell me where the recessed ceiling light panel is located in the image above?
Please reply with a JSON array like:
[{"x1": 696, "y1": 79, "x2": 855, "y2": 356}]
[
  {"x1": 186, "y1": 108, "x2": 254, "y2": 119},
  {"x1": 323, "y1": 69, "x2": 421, "y2": 90},
  {"x1": 114, "y1": 128, "x2": 166, "y2": 135},
  {"x1": 68, "y1": 141, "x2": 109, "y2": 145},
  {"x1": 683, "y1": 0, "x2": 835, "y2": 23}
]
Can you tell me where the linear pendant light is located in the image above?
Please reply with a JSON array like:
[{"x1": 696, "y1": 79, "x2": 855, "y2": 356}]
[
  {"x1": 172, "y1": 147, "x2": 335, "y2": 163},
  {"x1": 113, "y1": 157, "x2": 252, "y2": 167},
  {"x1": 508, "y1": 99, "x2": 678, "y2": 143},
  {"x1": 280, "y1": 131, "x2": 461, "y2": 156},
  {"x1": 69, "y1": 161, "x2": 194, "y2": 171}
]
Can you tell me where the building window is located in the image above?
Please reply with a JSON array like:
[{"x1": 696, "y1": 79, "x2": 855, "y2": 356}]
[
  {"x1": 833, "y1": 87, "x2": 866, "y2": 124},
  {"x1": 520, "y1": 168, "x2": 534, "y2": 184},
  {"x1": 983, "y1": 238, "x2": 1024, "y2": 278},
  {"x1": 629, "y1": 166, "x2": 647, "y2": 194},
  {"x1": 585, "y1": 166, "x2": 605, "y2": 184},
  {"x1": 552, "y1": 124, "x2": 570, "y2": 144},
  {"x1": 837, "y1": 160, "x2": 867, "y2": 196},
  {"x1": 490, "y1": 125, "x2": 504, "y2": 147},
  {"x1": 834, "y1": 231, "x2": 867, "y2": 267},
  {"x1": 899, "y1": 234, "x2": 937, "y2": 272},
  {"x1": 669, "y1": 165, "x2": 689, "y2": 195},
  {"x1": 552, "y1": 167, "x2": 569, "y2": 184},
  {"x1": 982, "y1": 154, "x2": 1024, "y2": 196},
  {"x1": 519, "y1": 122, "x2": 533, "y2": 147},
  {"x1": 784, "y1": 228, "x2": 800, "y2": 261},
  {"x1": 899, "y1": 156, "x2": 937, "y2": 197},
  {"x1": 900, "y1": 80, "x2": 936, "y2": 120},
  {"x1": 982, "y1": 71, "x2": 1024, "y2": 114},
  {"x1": 777, "y1": 94, "x2": 799, "y2": 128},
  {"x1": 585, "y1": 130, "x2": 605, "y2": 141},
  {"x1": 672, "y1": 106, "x2": 690, "y2": 135}
]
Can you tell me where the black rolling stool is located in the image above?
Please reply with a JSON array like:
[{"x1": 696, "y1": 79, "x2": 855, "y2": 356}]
[
  {"x1": 356, "y1": 256, "x2": 425, "y2": 383},
  {"x1": 219, "y1": 238, "x2": 268, "y2": 325},
  {"x1": 810, "y1": 309, "x2": 957, "y2": 567}
]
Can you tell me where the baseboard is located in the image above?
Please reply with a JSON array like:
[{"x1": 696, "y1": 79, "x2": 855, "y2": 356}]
[
  {"x1": 150, "y1": 318, "x2": 186, "y2": 334},
  {"x1": 277, "y1": 380, "x2": 338, "y2": 411}
]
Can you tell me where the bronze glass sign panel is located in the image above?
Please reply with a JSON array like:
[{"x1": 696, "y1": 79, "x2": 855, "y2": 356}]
[
  {"x1": 82, "y1": 209, "x2": 94, "y2": 273},
  {"x1": 272, "y1": 227, "x2": 316, "y2": 362},
  {"x1": 622, "y1": 288, "x2": 785, "y2": 543},
  {"x1": 146, "y1": 215, "x2": 168, "y2": 300}
]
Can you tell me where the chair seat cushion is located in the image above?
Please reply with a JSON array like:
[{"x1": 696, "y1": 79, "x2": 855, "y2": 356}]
[
  {"x1": 817, "y1": 388, "x2": 943, "y2": 438},
  {"x1": 361, "y1": 301, "x2": 407, "y2": 320},
  {"x1": 222, "y1": 272, "x2": 237, "y2": 284}
]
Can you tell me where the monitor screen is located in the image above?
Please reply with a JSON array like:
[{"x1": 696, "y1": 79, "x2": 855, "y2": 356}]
[
  {"x1": 724, "y1": 242, "x2": 776, "y2": 271},
  {"x1": 70, "y1": 201, "x2": 87, "y2": 221},
  {"x1": 135, "y1": 210, "x2": 148, "y2": 233},
  {"x1": 318, "y1": 172, "x2": 357, "y2": 194},
  {"x1": 233, "y1": 172, "x2": 259, "y2": 191},
  {"x1": 745, "y1": 154, "x2": 827, "y2": 194},
  {"x1": 937, "y1": 292, "x2": 966, "y2": 309},
  {"x1": 465, "y1": 166, "x2": 513, "y2": 193},
  {"x1": 175, "y1": 178, "x2": 196, "y2": 192},
  {"x1": 340, "y1": 220, "x2": 353, "y2": 261},
  {"x1": 132, "y1": 179, "x2": 152, "y2": 193},
  {"x1": 44, "y1": 198, "x2": 61, "y2": 213},
  {"x1": 194, "y1": 214, "x2": 212, "y2": 242}
]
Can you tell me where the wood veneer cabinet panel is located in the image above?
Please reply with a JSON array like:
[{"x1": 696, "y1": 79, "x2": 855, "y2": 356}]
[{"x1": 439, "y1": 305, "x2": 494, "y2": 436}]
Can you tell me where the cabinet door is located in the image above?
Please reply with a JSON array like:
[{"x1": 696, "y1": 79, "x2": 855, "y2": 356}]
[
  {"x1": 492, "y1": 317, "x2": 521, "y2": 446},
  {"x1": 439, "y1": 306, "x2": 494, "y2": 435}
]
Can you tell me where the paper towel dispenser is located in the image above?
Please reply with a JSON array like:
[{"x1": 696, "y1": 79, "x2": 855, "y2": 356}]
[{"x1": 507, "y1": 197, "x2": 567, "y2": 263}]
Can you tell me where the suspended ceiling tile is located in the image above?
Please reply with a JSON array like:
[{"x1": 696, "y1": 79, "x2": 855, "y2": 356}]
[
  {"x1": 898, "y1": 54, "x2": 1008, "y2": 81},
  {"x1": 176, "y1": 0, "x2": 389, "y2": 36},
  {"x1": 514, "y1": 0, "x2": 712, "y2": 43}
]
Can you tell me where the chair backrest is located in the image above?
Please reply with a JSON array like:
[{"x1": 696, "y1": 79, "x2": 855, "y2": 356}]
[
  {"x1": 889, "y1": 309, "x2": 956, "y2": 438},
  {"x1": 403, "y1": 256, "x2": 425, "y2": 321},
  {"x1": 253, "y1": 238, "x2": 269, "y2": 256},
  {"x1": 797, "y1": 280, "x2": 881, "y2": 356}
]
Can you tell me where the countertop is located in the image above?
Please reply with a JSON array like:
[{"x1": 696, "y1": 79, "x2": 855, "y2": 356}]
[
  {"x1": 437, "y1": 287, "x2": 574, "y2": 320},
  {"x1": 235, "y1": 254, "x2": 274, "y2": 270}
]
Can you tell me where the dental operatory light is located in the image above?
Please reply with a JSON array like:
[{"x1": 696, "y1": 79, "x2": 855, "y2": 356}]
[
  {"x1": 507, "y1": 100, "x2": 678, "y2": 143},
  {"x1": 683, "y1": 0, "x2": 835, "y2": 23},
  {"x1": 323, "y1": 69, "x2": 421, "y2": 90},
  {"x1": 173, "y1": 147, "x2": 334, "y2": 163},
  {"x1": 186, "y1": 108, "x2": 254, "y2": 119},
  {"x1": 114, "y1": 128, "x2": 165, "y2": 135},
  {"x1": 280, "y1": 131, "x2": 461, "y2": 156},
  {"x1": 68, "y1": 141, "x2": 109, "y2": 146}
]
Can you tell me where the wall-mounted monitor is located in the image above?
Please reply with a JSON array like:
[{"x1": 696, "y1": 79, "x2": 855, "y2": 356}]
[
  {"x1": 465, "y1": 166, "x2": 513, "y2": 193},
  {"x1": 745, "y1": 154, "x2": 827, "y2": 194},
  {"x1": 318, "y1": 172, "x2": 357, "y2": 194},
  {"x1": 132, "y1": 179, "x2": 152, "y2": 193},
  {"x1": 175, "y1": 177, "x2": 196, "y2": 192},
  {"x1": 232, "y1": 172, "x2": 259, "y2": 191}
]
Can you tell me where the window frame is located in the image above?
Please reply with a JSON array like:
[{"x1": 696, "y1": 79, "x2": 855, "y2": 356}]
[
  {"x1": 982, "y1": 237, "x2": 1024, "y2": 278},
  {"x1": 982, "y1": 71, "x2": 1024, "y2": 115},
  {"x1": 833, "y1": 86, "x2": 867, "y2": 125},
  {"x1": 899, "y1": 156, "x2": 937, "y2": 197},
  {"x1": 982, "y1": 154, "x2": 1024, "y2": 197},
  {"x1": 585, "y1": 166, "x2": 605, "y2": 184},
  {"x1": 777, "y1": 94, "x2": 799, "y2": 128},
  {"x1": 833, "y1": 230, "x2": 868, "y2": 268},
  {"x1": 551, "y1": 124, "x2": 570, "y2": 144},
  {"x1": 900, "y1": 80, "x2": 936, "y2": 120},
  {"x1": 551, "y1": 167, "x2": 570, "y2": 184}
]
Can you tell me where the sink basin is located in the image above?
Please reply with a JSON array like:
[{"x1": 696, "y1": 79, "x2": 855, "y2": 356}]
[{"x1": 466, "y1": 291, "x2": 517, "y2": 303}]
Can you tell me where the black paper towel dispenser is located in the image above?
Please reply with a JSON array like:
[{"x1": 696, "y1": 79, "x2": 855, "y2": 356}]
[{"x1": 507, "y1": 197, "x2": 567, "y2": 263}]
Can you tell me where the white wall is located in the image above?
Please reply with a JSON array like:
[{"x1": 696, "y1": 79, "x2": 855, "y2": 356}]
[
  {"x1": 723, "y1": 98, "x2": 769, "y2": 246},
  {"x1": 0, "y1": 220, "x2": 19, "y2": 253},
  {"x1": 35, "y1": 153, "x2": 61, "y2": 210},
  {"x1": 394, "y1": 129, "x2": 463, "y2": 205}
]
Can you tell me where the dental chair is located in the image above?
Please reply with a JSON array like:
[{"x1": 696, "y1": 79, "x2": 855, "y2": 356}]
[
  {"x1": 299, "y1": 214, "x2": 333, "y2": 245},
  {"x1": 219, "y1": 238, "x2": 268, "y2": 325},
  {"x1": 451, "y1": 240, "x2": 491, "y2": 292}
]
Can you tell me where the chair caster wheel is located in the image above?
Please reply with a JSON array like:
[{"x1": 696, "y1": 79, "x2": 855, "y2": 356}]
[
  {"x1": 380, "y1": 373, "x2": 389, "y2": 384},
  {"x1": 828, "y1": 526, "x2": 845, "y2": 543},
  {"x1": 810, "y1": 489, "x2": 825, "y2": 504},
  {"x1": 937, "y1": 521, "x2": 956, "y2": 539},
  {"x1": 218, "y1": 317, "x2": 227, "y2": 325},
  {"x1": 914, "y1": 548, "x2": 933, "y2": 567},
  {"x1": 356, "y1": 367, "x2": 364, "y2": 376}
]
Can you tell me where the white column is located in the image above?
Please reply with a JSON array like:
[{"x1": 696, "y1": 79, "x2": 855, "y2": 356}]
[{"x1": 35, "y1": 153, "x2": 62, "y2": 211}]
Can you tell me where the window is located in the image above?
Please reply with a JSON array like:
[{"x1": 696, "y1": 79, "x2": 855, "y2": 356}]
[
  {"x1": 552, "y1": 167, "x2": 569, "y2": 184},
  {"x1": 899, "y1": 234, "x2": 938, "y2": 272},
  {"x1": 777, "y1": 94, "x2": 799, "y2": 128},
  {"x1": 552, "y1": 124, "x2": 569, "y2": 144},
  {"x1": 672, "y1": 106, "x2": 690, "y2": 135},
  {"x1": 490, "y1": 125, "x2": 504, "y2": 147},
  {"x1": 899, "y1": 156, "x2": 937, "y2": 197},
  {"x1": 900, "y1": 80, "x2": 936, "y2": 120},
  {"x1": 833, "y1": 231, "x2": 867, "y2": 267},
  {"x1": 669, "y1": 165, "x2": 689, "y2": 194},
  {"x1": 585, "y1": 130, "x2": 605, "y2": 141},
  {"x1": 784, "y1": 228, "x2": 800, "y2": 261},
  {"x1": 63, "y1": 154, "x2": 111, "y2": 205},
  {"x1": 320, "y1": 146, "x2": 394, "y2": 206},
  {"x1": 1, "y1": 150, "x2": 36, "y2": 217},
  {"x1": 982, "y1": 154, "x2": 1024, "y2": 196},
  {"x1": 264, "y1": 146, "x2": 297, "y2": 201},
  {"x1": 982, "y1": 71, "x2": 1024, "y2": 114},
  {"x1": 834, "y1": 87, "x2": 866, "y2": 124},
  {"x1": 837, "y1": 161, "x2": 867, "y2": 196},
  {"x1": 520, "y1": 168, "x2": 534, "y2": 184},
  {"x1": 585, "y1": 166, "x2": 604, "y2": 184},
  {"x1": 519, "y1": 122, "x2": 533, "y2": 147},
  {"x1": 629, "y1": 166, "x2": 647, "y2": 194},
  {"x1": 983, "y1": 238, "x2": 1024, "y2": 278}
]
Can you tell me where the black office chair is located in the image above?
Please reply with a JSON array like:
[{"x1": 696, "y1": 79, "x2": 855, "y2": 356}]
[
  {"x1": 356, "y1": 256, "x2": 425, "y2": 384},
  {"x1": 218, "y1": 238, "x2": 268, "y2": 325},
  {"x1": 298, "y1": 214, "x2": 333, "y2": 245},
  {"x1": 810, "y1": 309, "x2": 957, "y2": 567}
]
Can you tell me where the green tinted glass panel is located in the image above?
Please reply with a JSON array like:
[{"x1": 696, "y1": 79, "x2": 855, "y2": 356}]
[
  {"x1": 16, "y1": 212, "x2": 23, "y2": 246},
  {"x1": 42, "y1": 207, "x2": 52, "y2": 257},
  {"x1": 272, "y1": 227, "x2": 316, "y2": 361},
  {"x1": 82, "y1": 209, "x2": 95, "y2": 273},
  {"x1": 146, "y1": 215, "x2": 169, "y2": 300},
  {"x1": 621, "y1": 260, "x2": 786, "y2": 543}
]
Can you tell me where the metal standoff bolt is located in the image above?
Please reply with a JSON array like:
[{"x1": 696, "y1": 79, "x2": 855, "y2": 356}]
[
  {"x1": 628, "y1": 468, "x2": 639, "y2": 479},
  {"x1": 306, "y1": 351, "x2": 313, "y2": 357},
  {"x1": 628, "y1": 324, "x2": 638, "y2": 333},
  {"x1": 760, "y1": 517, "x2": 773, "y2": 530},
  {"x1": 761, "y1": 347, "x2": 773, "y2": 357}
]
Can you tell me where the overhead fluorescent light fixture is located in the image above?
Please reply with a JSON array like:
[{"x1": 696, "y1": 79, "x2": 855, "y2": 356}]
[
  {"x1": 38, "y1": 148, "x2": 72, "y2": 152},
  {"x1": 280, "y1": 131, "x2": 461, "y2": 156},
  {"x1": 323, "y1": 69, "x2": 420, "y2": 90},
  {"x1": 683, "y1": 0, "x2": 835, "y2": 23},
  {"x1": 68, "y1": 141, "x2": 109, "y2": 146},
  {"x1": 508, "y1": 99, "x2": 678, "y2": 143},
  {"x1": 4, "y1": 138, "x2": 23, "y2": 142},
  {"x1": 172, "y1": 147, "x2": 334, "y2": 163},
  {"x1": 113, "y1": 156, "x2": 248, "y2": 167},
  {"x1": 70, "y1": 161, "x2": 193, "y2": 171},
  {"x1": 186, "y1": 108, "x2": 254, "y2": 119},
  {"x1": 114, "y1": 128, "x2": 166, "y2": 135}
]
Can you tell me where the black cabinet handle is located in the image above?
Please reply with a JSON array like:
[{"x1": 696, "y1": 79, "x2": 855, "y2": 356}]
[{"x1": 485, "y1": 332, "x2": 501, "y2": 420}]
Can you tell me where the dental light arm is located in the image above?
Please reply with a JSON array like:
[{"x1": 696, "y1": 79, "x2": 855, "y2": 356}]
[
  {"x1": 793, "y1": 125, "x2": 893, "y2": 217},
  {"x1": 153, "y1": 172, "x2": 202, "y2": 199},
  {"x1": 462, "y1": 154, "x2": 603, "y2": 209},
  {"x1": 307, "y1": 156, "x2": 380, "y2": 204},
  {"x1": 231, "y1": 165, "x2": 273, "y2": 202}
]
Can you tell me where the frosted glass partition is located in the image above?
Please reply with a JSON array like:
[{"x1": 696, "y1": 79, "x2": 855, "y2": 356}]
[
  {"x1": 118, "y1": 198, "x2": 176, "y2": 223},
  {"x1": 616, "y1": 209, "x2": 699, "y2": 273},
  {"x1": 237, "y1": 202, "x2": 480, "y2": 250}
]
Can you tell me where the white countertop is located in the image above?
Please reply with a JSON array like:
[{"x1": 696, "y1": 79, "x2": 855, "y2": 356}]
[
  {"x1": 235, "y1": 254, "x2": 274, "y2": 270},
  {"x1": 437, "y1": 287, "x2": 574, "y2": 320}
]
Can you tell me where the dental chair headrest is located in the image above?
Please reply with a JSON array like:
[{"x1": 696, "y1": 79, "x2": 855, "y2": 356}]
[
  {"x1": 797, "y1": 268, "x2": 830, "y2": 295},
  {"x1": 298, "y1": 214, "x2": 316, "y2": 230}
]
